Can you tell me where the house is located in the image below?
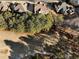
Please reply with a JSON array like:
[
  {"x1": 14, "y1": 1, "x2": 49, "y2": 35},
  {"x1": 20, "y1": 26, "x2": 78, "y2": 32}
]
[
  {"x1": 0, "y1": 1, "x2": 28, "y2": 12},
  {"x1": 27, "y1": 0, "x2": 59, "y2": 14},
  {"x1": 9, "y1": 3, "x2": 26, "y2": 12},
  {"x1": 21, "y1": 1, "x2": 49, "y2": 14},
  {"x1": 8, "y1": 1, "x2": 28, "y2": 12},
  {"x1": 0, "y1": 0, "x2": 58, "y2": 14}
]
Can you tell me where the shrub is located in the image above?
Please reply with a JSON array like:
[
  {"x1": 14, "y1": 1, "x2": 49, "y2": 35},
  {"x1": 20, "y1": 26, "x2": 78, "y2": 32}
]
[{"x1": 2, "y1": 11, "x2": 13, "y2": 30}]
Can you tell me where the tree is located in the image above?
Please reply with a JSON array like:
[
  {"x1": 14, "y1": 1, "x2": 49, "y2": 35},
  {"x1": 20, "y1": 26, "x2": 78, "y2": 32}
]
[
  {"x1": 25, "y1": 15, "x2": 36, "y2": 33},
  {"x1": 25, "y1": 13, "x2": 53, "y2": 34},
  {"x1": 2, "y1": 11, "x2": 12, "y2": 30},
  {"x1": 0, "y1": 14, "x2": 6, "y2": 29},
  {"x1": 16, "y1": 16, "x2": 26, "y2": 32}
]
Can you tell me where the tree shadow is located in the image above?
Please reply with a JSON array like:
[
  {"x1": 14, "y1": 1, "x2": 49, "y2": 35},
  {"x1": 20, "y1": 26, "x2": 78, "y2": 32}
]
[
  {"x1": 4, "y1": 34, "x2": 58, "y2": 59},
  {"x1": 19, "y1": 35, "x2": 55, "y2": 59},
  {"x1": 4, "y1": 35, "x2": 46, "y2": 59},
  {"x1": 19, "y1": 35, "x2": 44, "y2": 47},
  {"x1": 4, "y1": 40, "x2": 30, "y2": 59},
  {"x1": 19, "y1": 35, "x2": 56, "y2": 54}
]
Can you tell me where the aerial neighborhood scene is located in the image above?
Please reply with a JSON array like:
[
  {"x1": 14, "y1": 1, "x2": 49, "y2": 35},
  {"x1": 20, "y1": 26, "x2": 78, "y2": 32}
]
[{"x1": 0, "y1": 0, "x2": 79, "y2": 59}]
